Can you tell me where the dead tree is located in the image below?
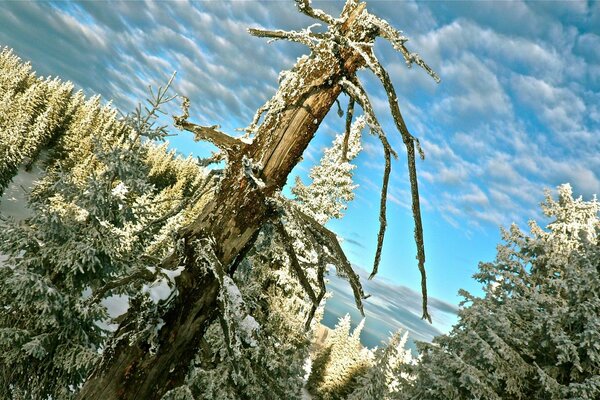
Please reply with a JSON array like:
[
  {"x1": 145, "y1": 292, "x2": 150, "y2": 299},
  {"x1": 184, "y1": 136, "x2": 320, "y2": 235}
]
[{"x1": 77, "y1": 1, "x2": 439, "y2": 399}]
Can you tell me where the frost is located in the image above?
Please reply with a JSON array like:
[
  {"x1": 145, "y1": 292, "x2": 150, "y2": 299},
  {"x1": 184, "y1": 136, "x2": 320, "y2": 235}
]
[{"x1": 111, "y1": 182, "x2": 128, "y2": 200}]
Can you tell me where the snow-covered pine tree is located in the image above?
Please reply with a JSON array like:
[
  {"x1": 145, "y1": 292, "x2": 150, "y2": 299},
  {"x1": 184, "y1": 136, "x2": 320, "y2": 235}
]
[
  {"x1": 0, "y1": 47, "x2": 75, "y2": 194},
  {"x1": 399, "y1": 184, "x2": 600, "y2": 400},
  {"x1": 0, "y1": 65, "x2": 207, "y2": 399},
  {"x1": 307, "y1": 315, "x2": 373, "y2": 399},
  {"x1": 347, "y1": 330, "x2": 414, "y2": 400}
]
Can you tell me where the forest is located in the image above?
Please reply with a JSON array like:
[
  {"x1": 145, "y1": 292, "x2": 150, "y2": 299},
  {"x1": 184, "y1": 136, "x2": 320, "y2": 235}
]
[{"x1": 1, "y1": 1, "x2": 599, "y2": 399}]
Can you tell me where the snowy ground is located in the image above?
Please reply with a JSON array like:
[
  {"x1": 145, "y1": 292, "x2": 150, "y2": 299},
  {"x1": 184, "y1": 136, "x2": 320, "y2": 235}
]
[
  {"x1": 0, "y1": 165, "x2": 41, "y2": 268},
  {"x1": 0, "y1": 164, "x2": 41, "y2": 221}
]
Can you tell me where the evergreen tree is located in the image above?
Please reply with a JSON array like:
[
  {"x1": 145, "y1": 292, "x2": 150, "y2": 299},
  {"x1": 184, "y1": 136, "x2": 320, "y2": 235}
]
[
  {"x1": 399, "y1": 184, "x2": 600, "y2": 400},
  {"x1": 0, "y1": 47, "x2": 75, "y2": 194},
  {"x1": 0, "y1": 66, "x2": 206, "y2": 398},
  {"x1": 308, "y1": 315, "x2": 373, "y2": 399},
  {"x1": 347, "y1": 330, "x2": 414, "y2": 400}
]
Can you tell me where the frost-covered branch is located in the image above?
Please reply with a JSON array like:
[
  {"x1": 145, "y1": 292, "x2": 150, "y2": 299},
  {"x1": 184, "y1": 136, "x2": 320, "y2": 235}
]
[
  {"x1": 295, "y1": 0, "x2": 336, "y2": 25},
  {"x1": 248, "y1": 27, "x2": 324, "y2": 50},
  {"x1": 339, "y1": 76, "x2": 398, "y2": 159},
  {"x1": 274, "y1": 219, "x2": 318, "y2": 305},
  {"x1": 285, "y1": 202, "x2": 368, "y2": 316},
  {"x1": 365, "y1": 14, "x2": 440, "y2": 83},
  {"x1": 173, "y1": 96, "x2": 247, "y2": 153},
  {"x1": 371, "y1": 144, "x2": 391, "y2": 280},
  {"x1": 87, "y1": 267, "x2": 157, "y2": 306}
]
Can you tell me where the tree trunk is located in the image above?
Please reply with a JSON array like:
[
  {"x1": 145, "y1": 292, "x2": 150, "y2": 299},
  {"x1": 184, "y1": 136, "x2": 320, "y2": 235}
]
[{"x1": 77, "y1": 6, "x2": 371, "y2": 399}]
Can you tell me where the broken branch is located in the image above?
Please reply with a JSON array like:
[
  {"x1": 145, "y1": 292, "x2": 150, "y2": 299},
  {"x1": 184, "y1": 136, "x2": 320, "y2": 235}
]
[{"x1": 173, "y1": 96, "x2": 246, "y2": 152}]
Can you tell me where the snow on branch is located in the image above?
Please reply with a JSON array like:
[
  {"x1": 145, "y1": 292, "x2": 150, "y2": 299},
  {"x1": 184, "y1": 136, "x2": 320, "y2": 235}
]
[
  {"x1": 341, "y1": 97, "x2": 355, "y2": 162},
  {"x1": 365, "y1": 13, "x2": 440, "y2": 83},
  {"x1": 274, "y1": 219, "x2": 318, "y2": 306},
  {"x1": 284, "y1": 201, "x2": 368, "y2": 316},
  {"x1": 194, "y1": 237, "x2": 260, "y2": 362},
  {"x1": 295, "y1": 0, "x2": 336, "y2": 25},
  {"x1": 173, "y1": 96, "x2": 247, "y2": 154},
  {"x1": 248, "y1": 26, "x2": 324, "y2": 50}
]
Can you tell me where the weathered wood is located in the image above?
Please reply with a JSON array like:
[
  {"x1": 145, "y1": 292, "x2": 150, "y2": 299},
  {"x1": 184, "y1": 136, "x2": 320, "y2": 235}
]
[{"x1": 77, "y1": 4, "x2": 372, "y2": 399}]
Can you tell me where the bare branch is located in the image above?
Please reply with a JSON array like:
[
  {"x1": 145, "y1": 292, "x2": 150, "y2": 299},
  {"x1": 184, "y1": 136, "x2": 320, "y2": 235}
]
[
  {"x1": 305, "y1": 251, "x2": 327, "y2": 331},
  {"x1": 366, "y1": 14, "x2": 440, "y2": 83},
  {"x1": 370, "y1": 144, "x2": 391, "y2": 280},
  {"x1": 354, "y1": 46, "x2": 431, "y2": 322},
  {"x1": 339, "y1": 76, "x2": 398, "y2": 159},
  {"x1": 248, "y1": 27, "x2": 323, "y2": 49},
  {"x1": 274, "y1": 219, "x2": 318, "y2": 305},
  {"x1": 341, "y1": 97, "x2": 355, "y2": 162},
  {"x1": 173, "y1": 96, "x2": 247, "y2": 153},
  {"x1": 295, "y1": 0, "x2": 336, "y2": 25},
  {"x1": 286, "y1": 202, "x2": 367, "y2": 316}
]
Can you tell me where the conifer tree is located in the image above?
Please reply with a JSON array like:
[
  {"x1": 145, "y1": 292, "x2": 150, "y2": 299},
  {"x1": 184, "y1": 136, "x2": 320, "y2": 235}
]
[
  {"x1": 308, "y1": 315, "x2": 373, "y2": 399},
  {"x1": 0, "y1": 48, "x2": 75, "y2": 194},
  {"x1": 347, "y1": 330, "x2": 414, "y2": 400},
  {"x1": 399, "y1": 184, "x2": 600, "y2": 400},
  {"x1": 0, "y1": 69, "x2": 206, "y2": 399}
]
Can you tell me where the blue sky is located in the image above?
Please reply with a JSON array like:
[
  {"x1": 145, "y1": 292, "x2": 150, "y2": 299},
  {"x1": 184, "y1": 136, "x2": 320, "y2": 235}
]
[{"x1": 1, "y1": 1, "x2": 599, "y2": 342}]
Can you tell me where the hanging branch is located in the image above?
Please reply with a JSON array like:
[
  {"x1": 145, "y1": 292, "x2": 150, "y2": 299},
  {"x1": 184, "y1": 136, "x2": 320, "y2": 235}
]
[
  {"x1": 339, "y1": 76, "x2": 399, "y2": 286},
  {"x1": 371, "y1": 145, "x2": 391, "y2": 280},
  {"x1": 285, "y1": 202, "x2": 368, "y2": 316},
  {"x1": 341, "y1": 97, "x2": 355, "y2": 162},
  {"x1": 351, "y1": 43, "x2": 432, "y2": 322},
  {"x1": 173, "y1": 96, "x2": 247, "y2": 154},
  {"x1": 338, "y1": 76, "x2": 398, "y2": 159},
  {"x1": 274, "y1": 219, "x2": 318, "y2": 305}
]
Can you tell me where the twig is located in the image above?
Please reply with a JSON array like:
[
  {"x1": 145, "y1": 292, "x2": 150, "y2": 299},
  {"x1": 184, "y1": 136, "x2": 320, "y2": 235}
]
[{"x1": 295, "y1": 0, "x2": 336, "y2": 25}]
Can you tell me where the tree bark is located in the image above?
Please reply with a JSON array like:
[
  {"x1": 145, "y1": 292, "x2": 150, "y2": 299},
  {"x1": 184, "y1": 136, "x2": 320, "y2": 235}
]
[{"x1": 77, "y1": 6, "x2": 371, "y2": 399}]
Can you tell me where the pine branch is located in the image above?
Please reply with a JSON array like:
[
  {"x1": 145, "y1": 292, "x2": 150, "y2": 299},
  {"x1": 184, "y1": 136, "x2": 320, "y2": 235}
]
[{"x1": 173, "y1": 96, "x2": 247, "y2": 153}]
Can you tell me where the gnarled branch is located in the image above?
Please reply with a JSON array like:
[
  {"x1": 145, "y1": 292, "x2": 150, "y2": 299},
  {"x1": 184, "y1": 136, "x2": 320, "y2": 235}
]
[
  {"x1": 295, "y1": 0, "x2": 336, "y2": 25},
  {"x1": 173, "y1": 96, "x2": 247, "y2": 153},
  {"x1": 352, "y1": 44, "x2": 431, "y2": 322},
  {"x1": 285, "y1": 201, "x2": 368, "y2": 316}
]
